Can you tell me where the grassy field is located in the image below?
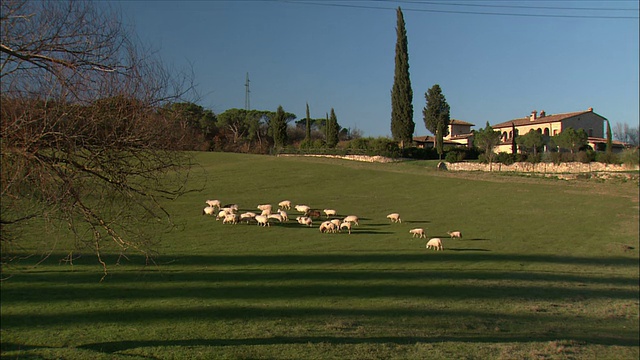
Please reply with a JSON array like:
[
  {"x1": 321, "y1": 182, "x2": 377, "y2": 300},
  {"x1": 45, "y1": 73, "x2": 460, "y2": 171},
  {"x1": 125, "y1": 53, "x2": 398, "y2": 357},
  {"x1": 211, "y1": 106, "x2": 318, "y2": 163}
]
[{"x1": 1, "y1": 152, "x2": 638, "y2": 359}]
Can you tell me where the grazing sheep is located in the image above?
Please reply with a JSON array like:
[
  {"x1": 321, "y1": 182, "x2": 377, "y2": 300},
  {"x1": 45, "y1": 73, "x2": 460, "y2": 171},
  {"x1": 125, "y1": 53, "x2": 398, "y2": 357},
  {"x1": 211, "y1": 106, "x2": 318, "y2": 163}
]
[
  {"x1": 295, "y1": 204, "x2": 311, "y2": 214},
  {"x1": 203, "y1": 206, "x2": 216, "y2": 216},
  {"x1": 216, "y1": 210, "x2": 228, "y2": 221},
  {"x1": 319, "y1": 221, "x2": 337, "y2": 233},
  {"x1": 330, "y1": 219, "x2": 341, "y2": 229},
  {"x1": 277, "y1": 209, "x2": 289, "y2": 222},
  {"x1": 205, "y1": 200, "x2": 221, "y2": 209},
  {"x1": 340, "y1": 221, "x2": 352, "y2": 234},
  {"x1": 260, "y1": 208, "x2": 272, "y2": 217},
  {"x1": 343, "y1": 215, "x2": 360, "y2": 226},
  {"x1": 426, "y1": 238, "x2": 443, "y2": 251},
  {"x1": 257, "y1": 204, "x2": 272, "y2": 212},
  {"x1": 323, "y1": 209, "x2": 337, "y2": 218},
  {"x1": 386, "y1": 213, "x2": 402, "y2": 223},
  {"x1": 447, "y1": 231, "x2": 462, "y2": 239},
  {"x1": 278, "y1": 200, "x2": 291, "y2": 210},
  {"x1": 409, "y1": 228, "x2": 426, "y2": 238},
  {"x1": 255, "y1": 215, "x2": 270, "y2": 227},
  {"x1": 296, "y1": 216, "x2": 313, "y2": 227},
  {"x1": 221, "y1": 206, "x2": 238, "y2": 214},
  {"x1": 307, "y1": 210, "x2": 321, "y2": 218},
  {"x1": 268, "y1": 214, "x2": 283, "y2": 222},
  {"x1": 239, "y1": 212, "x2": 256, "y2": 224},
  {"x1": 222, "y1": 204, "x2": 239, "y2": 212},
  {"x1": 223, "y1": 213, "x2": 238, "y2": 224}
]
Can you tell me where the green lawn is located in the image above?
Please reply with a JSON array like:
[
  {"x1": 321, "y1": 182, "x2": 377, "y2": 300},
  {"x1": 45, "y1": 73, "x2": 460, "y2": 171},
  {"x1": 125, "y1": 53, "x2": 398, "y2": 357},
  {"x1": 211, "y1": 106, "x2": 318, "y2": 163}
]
[{"x1": 1, "y1": 152, "x2": 638, "y2": 359}]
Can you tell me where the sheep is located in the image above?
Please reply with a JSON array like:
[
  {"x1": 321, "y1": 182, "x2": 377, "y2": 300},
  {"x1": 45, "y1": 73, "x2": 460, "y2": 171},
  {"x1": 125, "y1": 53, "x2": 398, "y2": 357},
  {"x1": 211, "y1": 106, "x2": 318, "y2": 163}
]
[
  {"x1": 409, "y1": 228, "x2": 426, "y2": 238},
  {"x1": 340, "y1": 221, "x2": 352, "y2": 234},
  {"x1": 239, "y1": 212, "x2": 256, "y2": 224},
  {"x1": 216, "y1": 210, "x2": 228, "y2": 221},
  {"x1": 330, "y1": 219, "x2": 341, "y2": 230},
  {"x1": 307, "y1": 209, "x2": 321, "y2": 218},
  {"x1": 343, "y1": 215, "x2": 360, "y2": 226},
  {"x1": 268, "y1": 213, "x2": 283, "y2": 222},
  {"x1": 323, "y1": 209, "x2": 337, "y2": 218},
  {"x1": 319, "y1": 221, "x2": 336, "y2": 233},
  {"x1": 426, "y1": 238, "x2": 443, "y2": 251},
  {"x1": 277, "y1": 209, "x2": 289, "y2": 222},
  {"x1": 295, "y1": 204, "x2": 311, "y2": 214},
  {"x1": 260, "y1": 208, "x2": 272, "y2": 217},
  {"x1": 257, "y1": 204, "x2": 272, "y2": 212},
  {"x1": 205, "y1": 200, "x2": 221, "y2": 209},
  {"x1": 203, "y1": 206, "x2": 216, "y2": 216},
  {"x1": 220, "y1": 206, "x2": 237, "y2": 214},
  {"x1": 222, "y1": 204, "x2": 239, "y2": 212},
  {"x1": 447, "y1": 231, "x2": 463, "y2": 239},
  {"x1": 296, "y1": 216, "x2": 313, "y2": 227},
  {"x1": 254, "y1": 215, "x2": 270, "y2": 227},
  {"x1": 386, "y1": 213, "x2": 402, "y2": 223},
  {"x1": 278, "y1": 200, "x2": 291, "y2": 210},
  {"x1": 223, "y1": 213, "x2": 238, "y2": 224}
]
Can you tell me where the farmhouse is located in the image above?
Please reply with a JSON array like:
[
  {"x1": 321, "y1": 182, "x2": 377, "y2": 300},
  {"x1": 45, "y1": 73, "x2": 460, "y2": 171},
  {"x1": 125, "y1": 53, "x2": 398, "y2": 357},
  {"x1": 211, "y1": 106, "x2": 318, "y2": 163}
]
[
  {"x1": 492, "y1": 107, "x2": 625, "y2": 153},
  {"x1": 414, "y1": 119, "x2": 475, "y2": 148}
]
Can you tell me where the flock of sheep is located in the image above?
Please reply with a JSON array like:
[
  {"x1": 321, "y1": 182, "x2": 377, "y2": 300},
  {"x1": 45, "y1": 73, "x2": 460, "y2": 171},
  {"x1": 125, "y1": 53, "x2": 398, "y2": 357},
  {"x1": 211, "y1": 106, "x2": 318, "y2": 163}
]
[{"x1": 203, "y1": 199, "x2": 462, "y2": 251}]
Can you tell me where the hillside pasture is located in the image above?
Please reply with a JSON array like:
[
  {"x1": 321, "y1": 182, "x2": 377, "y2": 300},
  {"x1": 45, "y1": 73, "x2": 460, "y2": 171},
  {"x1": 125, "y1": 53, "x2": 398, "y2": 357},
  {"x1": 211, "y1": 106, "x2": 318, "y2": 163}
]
[{"x1": 1, "y1": 152, "x2": 638, "y2": 359}]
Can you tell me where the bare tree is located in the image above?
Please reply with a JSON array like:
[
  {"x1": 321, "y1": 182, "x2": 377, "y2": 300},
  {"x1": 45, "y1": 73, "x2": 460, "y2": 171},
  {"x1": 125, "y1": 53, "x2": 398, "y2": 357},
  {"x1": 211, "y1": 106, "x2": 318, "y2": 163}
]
[
  {"x1": 1, "y1": 0, "x2": 196, "y2": 278},
  {"x1": 613, "y1": 122, "x2": 640, "y2": 147}
]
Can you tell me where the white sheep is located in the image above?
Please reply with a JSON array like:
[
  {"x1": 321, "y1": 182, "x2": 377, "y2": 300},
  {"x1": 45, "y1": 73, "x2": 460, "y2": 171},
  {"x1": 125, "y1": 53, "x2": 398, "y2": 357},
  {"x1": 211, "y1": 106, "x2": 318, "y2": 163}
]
[
  {"x1": 203, "y1": 206, "x2": 216, "y2": 216},
  {"x1": 426, "y1": 238, "x2": 443, "y2": 251},
  {"x1": 223, "y1": 213, "x2": 238, "y2": 224},
  {"x1": 330, "y1": 219, "x2": 341, "y2": 230},
  {"x1": 205, "y1": 200, "x2": 221, "y2": 209},
  {"x1": 260, "y1": 208, "x2": 272, "y2": 217},
  {"x1": 295, "y1": 204, "x2": 311, "y2": 214},
  {"x1": 255, "y1": 215, "x2": 270, "y2": 227},
  {"x1": 257, "y1": 204, "x2": 272, "y2": 212},
  {"x1": 216, "y1": 210, "x2": 228, "y2": 221},
  {"x1": 239, "y1": 212, "x2": 256, "y2": 224},
  {"x1": 340, "y1": 221, "x2": 352, "y2": 234},
  {"x1": 277, "y1": 209, "x2": 289, "y2": 222},
  {"x1": 296, "y1": 216, "x2": 313, "y2": 227},
  {"x1": 386, "y1": 213, "x2": 402, "y2": 223},
  {"x1": 278, "y1": 200, "x2": 291, "y2": 210},
  {"x1": 447, "y1": 231, "x2": 463, "y2": 239},
  {"x1": 343, "y1": 215, "x2": 360, "y2": 226},
  {"x1": 319, "y1": 221, "x2": 336, "y2": 233},
  {"x1": 222, "y1": 204, "x2": 239, "y2": 212},
  {"x1": 268, "y1": 213, "x2": 283, "y2": 222},
  {"x1": 220, "y1": 206, "x2": 237, "y2": 215},
  {"x1": 323, "y1": 209, "x2": 337, "y2": 218},
  {"x1": 409, "y1": 228, "x2": 426, "y2": 238}
]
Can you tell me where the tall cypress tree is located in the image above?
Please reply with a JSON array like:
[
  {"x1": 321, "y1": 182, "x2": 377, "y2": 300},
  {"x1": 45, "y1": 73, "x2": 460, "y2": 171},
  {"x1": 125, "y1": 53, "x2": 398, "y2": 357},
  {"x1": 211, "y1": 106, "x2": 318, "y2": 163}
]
[
  {"x1": 271, "y1": 105, "x2": 288, "y2": 149},
  {"x1": 305, "y1": 103, "x2": 311, "y2": 143},
  {"x1": 422, "y1": 84, "x2": 450, "y2": 159},
  {"x1": 327, "y1": 108, "x2": 340, "y2": 148},
  {"x1": 390, "y1": 7, "x2": 414, "y2": 148}
]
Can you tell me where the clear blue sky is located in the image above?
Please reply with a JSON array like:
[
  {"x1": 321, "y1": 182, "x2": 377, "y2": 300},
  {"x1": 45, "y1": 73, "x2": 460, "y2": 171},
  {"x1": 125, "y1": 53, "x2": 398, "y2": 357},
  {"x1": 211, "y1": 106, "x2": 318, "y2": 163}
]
[{"x1": 116, "y1": 0, "x2": 639, "y2": 138}]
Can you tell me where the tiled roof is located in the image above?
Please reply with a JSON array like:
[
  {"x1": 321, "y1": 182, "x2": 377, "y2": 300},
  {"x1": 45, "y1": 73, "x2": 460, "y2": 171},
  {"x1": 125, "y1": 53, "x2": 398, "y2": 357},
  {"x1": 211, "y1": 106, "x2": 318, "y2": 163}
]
[
  {"x1": 450, "y1": 119, "x2": 475, "y2": 126},
  {"x1": 492, "y1": 111, "x2": 591, "y2": 129}
]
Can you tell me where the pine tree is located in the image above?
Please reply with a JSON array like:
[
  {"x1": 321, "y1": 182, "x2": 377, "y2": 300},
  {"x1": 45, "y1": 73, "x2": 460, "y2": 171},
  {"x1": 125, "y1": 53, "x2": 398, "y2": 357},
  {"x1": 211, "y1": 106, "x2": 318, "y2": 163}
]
[
  {"x1": 390, "y1": 7, "x2": 414, "y2": 148},
  {"x1": 422, "y1": 84, "x2": 450, "y2": 159}
]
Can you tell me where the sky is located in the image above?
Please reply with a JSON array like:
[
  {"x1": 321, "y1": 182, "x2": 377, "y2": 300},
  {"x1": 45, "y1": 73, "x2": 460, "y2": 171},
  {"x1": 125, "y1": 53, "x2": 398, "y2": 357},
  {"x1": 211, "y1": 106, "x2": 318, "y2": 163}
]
[{"x1": 116, "y1": 0, "x2": 639, "y2": 138}]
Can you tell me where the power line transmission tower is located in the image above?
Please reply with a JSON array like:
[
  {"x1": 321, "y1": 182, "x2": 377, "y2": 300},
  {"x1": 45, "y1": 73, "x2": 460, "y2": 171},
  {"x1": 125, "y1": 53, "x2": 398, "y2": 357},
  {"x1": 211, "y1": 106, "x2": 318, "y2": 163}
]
[{"x1": 245, "y1": 72, "x2": 251, "y2": 110}]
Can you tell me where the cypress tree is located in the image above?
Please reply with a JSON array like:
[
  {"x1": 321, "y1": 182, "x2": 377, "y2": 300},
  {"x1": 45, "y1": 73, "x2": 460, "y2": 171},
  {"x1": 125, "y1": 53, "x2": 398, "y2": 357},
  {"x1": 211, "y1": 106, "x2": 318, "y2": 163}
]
[
  {"x1": 305, "y1": 103, "x2": 311, "y2": 143},
  {"x1": 422, "y1": 84, "x2": 450, "y2": 159},
  {"x1": 327, "y1": 108, "x2": 340, "y2": 148},
  {"x1": 390, "y1": 7, "x2": 414, "y2": 148},
  {"x1": 271, "y1": 105, "x2": 288, "y2": 149}
]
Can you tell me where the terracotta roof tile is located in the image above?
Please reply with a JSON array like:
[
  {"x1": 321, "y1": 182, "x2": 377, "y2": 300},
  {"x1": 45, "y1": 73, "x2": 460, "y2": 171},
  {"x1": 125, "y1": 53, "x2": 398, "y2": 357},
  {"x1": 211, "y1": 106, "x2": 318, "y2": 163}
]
[{"x1": 492, "y1": 111, "x2": 590, "y2": 129}]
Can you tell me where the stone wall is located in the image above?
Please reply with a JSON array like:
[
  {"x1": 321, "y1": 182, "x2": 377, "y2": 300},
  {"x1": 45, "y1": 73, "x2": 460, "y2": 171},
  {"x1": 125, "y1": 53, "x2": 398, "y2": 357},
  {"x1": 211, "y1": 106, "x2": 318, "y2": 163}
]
[
  {"x1": 278, "y1": 154, "x2": 399, "y2": 163},
  {"x1": 445, "y1": 161, "x2": 638, "y2": 173}
]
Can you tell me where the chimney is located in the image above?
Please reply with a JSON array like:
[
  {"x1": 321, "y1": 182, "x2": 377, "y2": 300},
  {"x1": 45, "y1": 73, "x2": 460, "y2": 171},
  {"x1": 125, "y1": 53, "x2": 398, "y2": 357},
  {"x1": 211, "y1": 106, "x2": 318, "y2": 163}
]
[
  {"x1": 587, "y1": 107, "x2": 593, "y2": 112},
  {"x1": 530, "y1": 110, "x2": 537, "y2": 121},
  {"x1": 539, "y1": 110, "x2": 546, "y2": 118}
]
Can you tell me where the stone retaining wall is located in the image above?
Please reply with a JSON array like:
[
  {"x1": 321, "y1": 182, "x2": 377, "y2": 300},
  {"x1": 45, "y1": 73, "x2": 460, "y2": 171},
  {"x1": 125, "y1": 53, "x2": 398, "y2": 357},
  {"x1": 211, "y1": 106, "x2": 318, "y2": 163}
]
[
  {"x1": 278, "y1": 154, "x2": 399, "y2": 163},
  {"x1": 445, "y1": 161, "x2": 638, "y2": 173}
]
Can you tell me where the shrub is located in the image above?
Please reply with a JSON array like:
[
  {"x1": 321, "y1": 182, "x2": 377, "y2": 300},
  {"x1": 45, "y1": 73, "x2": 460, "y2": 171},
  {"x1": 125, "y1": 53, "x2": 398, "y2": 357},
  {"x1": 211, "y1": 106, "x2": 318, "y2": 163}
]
[
  {"x1": 494, "y1": 152, "x2": 515, "y2": 165},
  {"x1": 445, "y1": 149, "x2": 465, "y2": 163},
  {"x1": 576, "y1": 150, "x2": 596, "y2": 164},
  {"x1": 526, "y1": 153, "x2": 542, "y2": 164},
  {"x1": 619, "y1": 148, "x2": 639, "y2": 168},
  {"x1": 596, "y1": 151, "x2": 621, "y2": 164}
]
